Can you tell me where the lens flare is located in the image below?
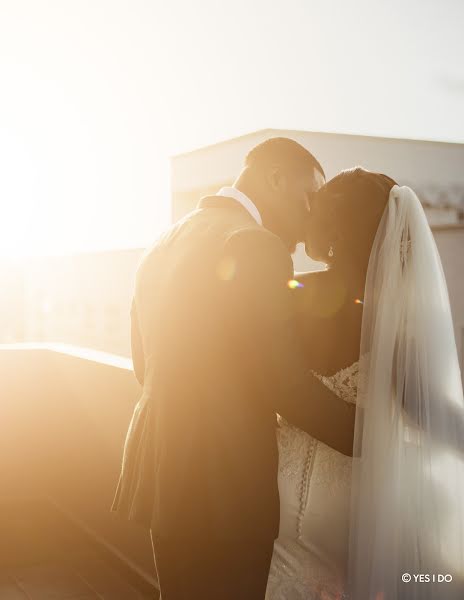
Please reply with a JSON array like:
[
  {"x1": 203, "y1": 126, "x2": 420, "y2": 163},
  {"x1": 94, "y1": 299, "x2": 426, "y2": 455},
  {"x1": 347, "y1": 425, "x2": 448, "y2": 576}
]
[
  {"x1": 288, "y1": 279, "x2": 304, "y2": 289},
  {"x1": 216, "y1": 256, "x2": 236, "y2": 281}
]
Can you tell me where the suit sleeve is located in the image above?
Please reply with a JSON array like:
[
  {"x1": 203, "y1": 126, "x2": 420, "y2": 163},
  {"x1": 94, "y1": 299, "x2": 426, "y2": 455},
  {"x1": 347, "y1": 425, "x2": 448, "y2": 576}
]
[
  {"x1": 222, "y1": 229, "x2": 355, "y2": 456},
  {"x1": 130, "y1": 297, "x2": 145, "y2": 386}
]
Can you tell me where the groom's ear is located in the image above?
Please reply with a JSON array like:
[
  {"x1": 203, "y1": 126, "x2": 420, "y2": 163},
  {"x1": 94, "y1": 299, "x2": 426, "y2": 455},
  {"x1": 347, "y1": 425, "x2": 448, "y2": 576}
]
[
  {"x1": 268, "y1": 165, "x2": 286, "y2": 192},
  {"x1": 313, "y1": 169, "x2": 326, "y2": 192}
]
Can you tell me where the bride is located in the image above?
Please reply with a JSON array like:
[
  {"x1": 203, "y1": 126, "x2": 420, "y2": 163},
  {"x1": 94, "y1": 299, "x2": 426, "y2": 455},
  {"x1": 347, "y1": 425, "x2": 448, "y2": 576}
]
[{"x1": 266, "y1": 167, "x2": 464, "y2": 599}]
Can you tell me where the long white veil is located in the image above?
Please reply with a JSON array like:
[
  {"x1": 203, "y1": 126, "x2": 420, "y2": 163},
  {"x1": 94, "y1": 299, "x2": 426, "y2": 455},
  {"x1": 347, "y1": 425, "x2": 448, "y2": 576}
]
[{"x1": 346, "y1": 185, "x2": 464, "y2": 599}]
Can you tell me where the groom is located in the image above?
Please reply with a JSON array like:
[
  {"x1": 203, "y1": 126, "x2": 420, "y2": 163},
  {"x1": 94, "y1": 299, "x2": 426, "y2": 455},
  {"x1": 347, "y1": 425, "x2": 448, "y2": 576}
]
[{"x1": 111, "y1": 137, "x2": 356, "y2": 599}]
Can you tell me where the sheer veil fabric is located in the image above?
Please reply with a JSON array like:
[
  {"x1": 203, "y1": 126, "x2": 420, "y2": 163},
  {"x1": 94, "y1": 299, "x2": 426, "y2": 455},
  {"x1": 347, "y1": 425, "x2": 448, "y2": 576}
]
[{"x1": 347, "y1": 185, "x2": 464, "y2": 599}]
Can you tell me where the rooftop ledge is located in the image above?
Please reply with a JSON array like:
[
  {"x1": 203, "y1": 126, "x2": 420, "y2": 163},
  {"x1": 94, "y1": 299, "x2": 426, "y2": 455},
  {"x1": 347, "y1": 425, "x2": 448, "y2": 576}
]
[{"x1": 0, "y1": 341, "x2": 133, "y2": 371}]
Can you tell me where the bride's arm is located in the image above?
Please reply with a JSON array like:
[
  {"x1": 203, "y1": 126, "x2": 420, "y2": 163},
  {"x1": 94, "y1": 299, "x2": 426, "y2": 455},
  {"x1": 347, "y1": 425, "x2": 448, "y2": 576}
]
[{"x1": 222, "y1": 229, "x2": 356, "y2": 456}]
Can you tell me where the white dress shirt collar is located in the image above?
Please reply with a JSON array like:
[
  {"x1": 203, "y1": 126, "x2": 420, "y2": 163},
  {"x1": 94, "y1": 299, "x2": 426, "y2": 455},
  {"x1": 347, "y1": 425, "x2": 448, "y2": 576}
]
[{"x1": 216, "y1": 186, "x2": 262, "y2": 226}]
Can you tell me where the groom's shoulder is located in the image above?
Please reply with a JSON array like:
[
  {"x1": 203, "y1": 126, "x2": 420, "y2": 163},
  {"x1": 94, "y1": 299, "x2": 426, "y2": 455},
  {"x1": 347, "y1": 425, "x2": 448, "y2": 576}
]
[
  {"x1": 223, "y1": 225, "x2": 293, "y2": 274},
  {"x1": 225, "y1": 224, "x2": 287, "y2": 252},
  {"x1": 133, "y1": 217, "x2": 188, "y2": 274}
]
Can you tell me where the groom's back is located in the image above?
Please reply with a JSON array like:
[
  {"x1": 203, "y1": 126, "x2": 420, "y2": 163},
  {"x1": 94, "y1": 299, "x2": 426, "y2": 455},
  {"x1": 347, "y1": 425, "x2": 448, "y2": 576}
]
[
  {"x1": 135, "y1": 200, "x2": 263, "y2": 379},
  {"x1": 133, "y1": 197, "x2": 283, "y2": 541}
]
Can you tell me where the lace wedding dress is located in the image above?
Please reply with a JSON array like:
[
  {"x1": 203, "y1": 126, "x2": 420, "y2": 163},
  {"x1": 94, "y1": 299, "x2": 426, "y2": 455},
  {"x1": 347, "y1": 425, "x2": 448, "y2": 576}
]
[{"x1": 266, "y1": 361, "x2": 359, "y2": 600}]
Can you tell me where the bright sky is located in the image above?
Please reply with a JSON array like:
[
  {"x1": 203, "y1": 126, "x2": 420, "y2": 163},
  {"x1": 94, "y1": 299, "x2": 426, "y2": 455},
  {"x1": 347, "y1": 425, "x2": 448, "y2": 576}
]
[{"x1": 1, "y1": 0, "x2": 463, "y2": 258}]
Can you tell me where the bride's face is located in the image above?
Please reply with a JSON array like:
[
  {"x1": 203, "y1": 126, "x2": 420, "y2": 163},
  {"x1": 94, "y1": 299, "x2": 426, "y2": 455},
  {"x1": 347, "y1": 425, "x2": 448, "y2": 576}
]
[{"x1": 304, "y1": 188, "x2": 339, "y2": 262}]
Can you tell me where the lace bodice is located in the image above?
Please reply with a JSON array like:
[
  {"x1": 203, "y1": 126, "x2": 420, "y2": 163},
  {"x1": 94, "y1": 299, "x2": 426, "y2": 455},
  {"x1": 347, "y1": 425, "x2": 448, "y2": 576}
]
[
  {"x1": 266, "y1": 361, "x2": 359, "y2": 600},
  {"x1": 309, "y1": 361, "x2": 360, "y2": 405}
]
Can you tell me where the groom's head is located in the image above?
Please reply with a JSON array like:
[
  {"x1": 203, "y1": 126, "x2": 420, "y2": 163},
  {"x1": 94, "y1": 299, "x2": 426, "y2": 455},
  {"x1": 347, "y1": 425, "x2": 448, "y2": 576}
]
[{"x1": 234, "y1": 137, "x2": 325, "y2": 253}]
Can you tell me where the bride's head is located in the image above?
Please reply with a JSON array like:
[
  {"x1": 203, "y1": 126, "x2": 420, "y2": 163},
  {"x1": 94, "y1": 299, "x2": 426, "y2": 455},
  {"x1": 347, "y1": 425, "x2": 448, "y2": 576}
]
[{"x1": 305, "y1": 167, "x2": 397, "y2": 272}]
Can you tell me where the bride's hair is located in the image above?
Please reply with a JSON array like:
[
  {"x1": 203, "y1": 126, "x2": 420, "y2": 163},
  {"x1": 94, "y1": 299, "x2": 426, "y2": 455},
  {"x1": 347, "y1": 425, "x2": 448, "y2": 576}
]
[{"x1": 317, "y1": 166, "x2": 397, "y2": 267}]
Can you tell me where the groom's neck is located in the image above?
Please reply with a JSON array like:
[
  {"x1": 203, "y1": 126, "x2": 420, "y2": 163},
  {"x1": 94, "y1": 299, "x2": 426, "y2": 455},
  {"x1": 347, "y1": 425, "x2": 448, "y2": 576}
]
[
  {"x1": 233, "y1": 169, "x2": 290, "y2": 249},
  {"x1": 233, "y1": 170, "x2": 265, "y2": 218}
]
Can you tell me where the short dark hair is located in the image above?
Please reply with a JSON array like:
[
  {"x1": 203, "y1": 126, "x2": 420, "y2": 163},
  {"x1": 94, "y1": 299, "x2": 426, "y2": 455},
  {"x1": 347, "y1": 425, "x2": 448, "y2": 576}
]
[{"x1": 245, "y1": 137, "x2": 325, "y2": 179}]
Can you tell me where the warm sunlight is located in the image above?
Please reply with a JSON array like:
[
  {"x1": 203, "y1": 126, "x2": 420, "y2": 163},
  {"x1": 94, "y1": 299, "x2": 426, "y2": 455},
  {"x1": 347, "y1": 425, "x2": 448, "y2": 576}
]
[
  {"x1": 0, "y1": 90, "x2": 171, "y2": 258},
  {"x1": 0, "y1": 2, "x2": 463, "y2": 598},
  {"x1": 1, "y1": 1, "x2": 462, "y2": 258}
]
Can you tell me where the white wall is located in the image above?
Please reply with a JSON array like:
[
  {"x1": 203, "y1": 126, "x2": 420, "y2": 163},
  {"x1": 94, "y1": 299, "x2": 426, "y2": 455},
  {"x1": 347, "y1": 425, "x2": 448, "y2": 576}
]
[{"x1": 172, "y1": 128, "x2": 464, "y2": 197}]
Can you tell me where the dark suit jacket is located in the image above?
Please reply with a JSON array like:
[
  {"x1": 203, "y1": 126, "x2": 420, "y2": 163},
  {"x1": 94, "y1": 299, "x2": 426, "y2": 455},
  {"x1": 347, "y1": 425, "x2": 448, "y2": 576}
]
[{"x1": 111, "y1": 195, "x2": 355, "y2": 541}]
